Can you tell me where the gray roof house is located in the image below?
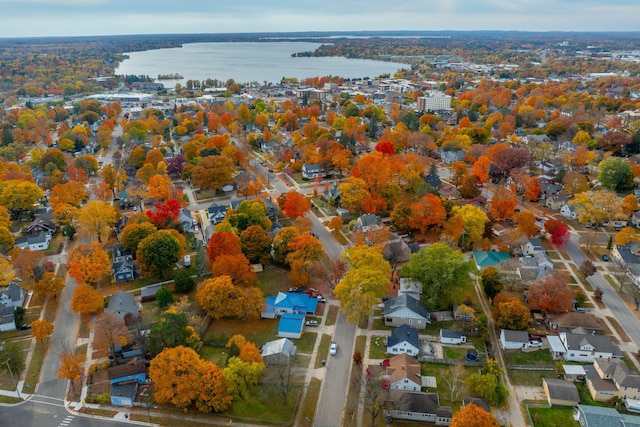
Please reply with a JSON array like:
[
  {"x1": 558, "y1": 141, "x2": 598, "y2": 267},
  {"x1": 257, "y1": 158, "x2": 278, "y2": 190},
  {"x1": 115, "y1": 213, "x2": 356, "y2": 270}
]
[
  {"x1": 612, "y1": 244, "x2": 640, "y2": 267},
  {"x1": 543, "y1": 378, "x2": 580, "y2": 406},
  {"x1": 207, "y1": 203, "x2": 229, "y2": 225},
  {"x1": 261, "y1": 338, "x2": 297, "y2": 365},
  {"x1": 385, "y1": 390, "x2": 452, "y2": 426},
  {"x1": 387, "y1": 324, "x2": 420, "y2": 356},
  {"x1": 559, "y1": 331, "x2": 622, "y2": 362},
  {"x1": 301, "y1": 163, "x2": 326, "y2": 179},
  {"x1": 574, "y1": 404, "x2": 640, "y2": 427},
  {"x1": 0, "y1": 305, "x2": 16, "y2": 332},
  {"x1": 0, "y1": 283, "x2": 26, "y2": 309},
  {"x1": 384, "y1": 294, "x2": 431, "y2": 330},
  {"x1": 500, "y1": 329, "x2": 530, "y2": 350},
  {"x1": 106, "y1": 292, "x2": 139, "y2": 322},
  {"x1": 355, "y1": 214, "x2": 383, "y2": 233}
]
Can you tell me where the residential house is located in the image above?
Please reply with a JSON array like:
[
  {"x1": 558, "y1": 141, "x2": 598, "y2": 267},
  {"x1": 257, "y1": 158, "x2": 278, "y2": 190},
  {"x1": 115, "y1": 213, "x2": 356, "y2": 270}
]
[
  {"x1": 398, "y1": 278, "x2": 422, "y2": 300},
  {"x1": 472, "y1": 250, "x2": 511, "y2": 270},
  {"x1": 323, "y1": 183, "x2": 341, "y2": 206},
  {"x1": 354, "y1": 214, "x2": 383, "y2": 234},
  {"x1": 261, "y1": 338, "x2": 297, "y2": 365},
  {"x1": 301, "y1": 163, "x2": 326, "y2": 179},
  {"x1": 500, "y1": 329, "x2": 530, "y2": 350},
  {"x1": 383, "y1": 294, "x2": 431, "y2": 330},
  {"x1": 439, "y1": 149, "x2": 465, "y2": 165},
  {"x1": 277, "y1": 313, "x2": 305, "y2": 339},
  {"x1": 112, "y1": 245, "x2": 135, "y2": 284},
  {"x1": 558, "y1": 331, "x2": 622, "y2": 362},
  {"x1": 387, "y1": 325, "x2": 420, "y2": 356},
  {"x1": 440, "y1": 329, "x2": 467, "y2": 345},
  {"x1": 588, "y1": 358, "x2": 640, "y2": 402},
  {"x1": 423, "y1": 173, "x2": 442, "y2": 190},
  {"x1": 631, "y1": 211, "x2": 640, "y2": 228},
  {"x1": 207, "y1": 202, "x2": 228, "y2": 225},
  {"x1": 384, "y1": 390, "x2": 452, "y2": 426},
  {"x1": 14, "y1": 214, "x2": 57, "y2": 251},
  {"x1": 462, "y1": 396, "x2": 490, "y2": 413},
  {"x1": 560, "y1": 204, "x2": 579, "y2": 220},
  {"x1": 574, "y1": 404, "x2": 640, "y2": 427},
  {"x1": 264, "y1": 292, "x2": 319, "y2": 317},
  {"x1": 612, "y1": 244, "x2": 640, "y2": 267},
  {"x1": 107, "y1": 361, "x2": 147, "y2": 407},
  {"x1": 0, "y1": 305, "x2": 16, "y2": 331},
  {"x1": 106, "y1": 291, "x2": 140, "y2": 323},
  {"x1": 387, "y1": 353, "x2": 422, "y2": 391},
  {"x1": 546, "y1": 312, "x2": 604, "y2": 335},
  {"x1": 542, "y1": 186, "x2": 565, "y2": 204},
  {"x1": 522, "y1": 238, "x2": 545, "y2": 256},
  {"x1": 178, "y1": 207, "x2": 195, "y2": 233},
  {"x1": 0, "y1": 283, "x2": 26, "y2": 309},
  {"x1": 543, "y1": 378, "x2": 580, "y2": 406}
]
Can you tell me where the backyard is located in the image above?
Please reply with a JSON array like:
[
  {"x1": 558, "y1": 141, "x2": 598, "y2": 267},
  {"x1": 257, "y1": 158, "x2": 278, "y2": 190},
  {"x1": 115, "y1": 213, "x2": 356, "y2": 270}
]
[{"x1": 528, "y1": 406, "x2": 579, "y2": 427}]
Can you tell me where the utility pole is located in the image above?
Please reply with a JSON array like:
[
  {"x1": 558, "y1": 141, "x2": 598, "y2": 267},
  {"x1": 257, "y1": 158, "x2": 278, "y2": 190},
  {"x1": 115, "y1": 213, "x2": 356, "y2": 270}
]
[{"x1": 3, "y1": 359, "x2": 21, "y2": 399}]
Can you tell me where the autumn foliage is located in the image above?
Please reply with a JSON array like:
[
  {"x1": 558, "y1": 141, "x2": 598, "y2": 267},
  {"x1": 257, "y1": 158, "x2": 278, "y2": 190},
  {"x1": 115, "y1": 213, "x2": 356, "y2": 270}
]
[
  {"x1": 195, "y1": 276, "x2": 264, "y2": 320},
  {"x1": 67, "y1": 242, "x2": 111, "y2": 286},
  {"x1": 209, "y1": 253, "x2": 257, "y2": 287},
  {"x1": 70, "y1": 284, "x2": 104, "y2": 315},
  {"x1": 31, "y1": 319, "x2": 54, "y2": 342},
  {"x1": 450, "y1": 403, "x2": 499, "y2": 427},
  {"x1": 206, "y1": 231, "x2": 242, "y2": 264},
  {"x1": 280, "y1": 191, "x2": 311, "y2": 219},
  {"x1": 527, "y1": 270, "x2": 574, "y2": 313}
]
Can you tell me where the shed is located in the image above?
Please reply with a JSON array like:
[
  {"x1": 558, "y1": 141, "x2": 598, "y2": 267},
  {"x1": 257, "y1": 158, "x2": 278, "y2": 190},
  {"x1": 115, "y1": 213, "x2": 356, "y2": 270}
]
[
  {"x1": 440, "y1": 329, "x2": 467, "y2": 345},
  {"x1": 277, "y1": 313, "x2": 305, "y2": 339},
  {"x1": 563, "y1": 365, "x2": 587, "y2": 382},
  {"x1": 543, "y1": 378, "x2": 579, "y2": 406},
  {"x1": 261, "y1": 338, "x2": 297, "y2": 365},
  {"x1": 500, "y1": 329, "x2": 530, "y2": 350}
]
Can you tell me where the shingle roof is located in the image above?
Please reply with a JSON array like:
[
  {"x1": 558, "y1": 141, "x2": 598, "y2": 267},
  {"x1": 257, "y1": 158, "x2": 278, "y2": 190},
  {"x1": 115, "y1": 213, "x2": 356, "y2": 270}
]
[
  {"x1": 261, "y1": 338, "x2": 297, "y2": 358},
  {"x1": 501, "y1": 329, "x2": 529, "y2": 343},
  {"x1": 562, "y1": 332, "x2": 622, "y2": 356},
  {"x1": 440, "y1": 329, "x2": 466, "y2": 339},
  {"x1": 387, "y1": 325, "x2": 420, "y2": 348},
  {"x1": 388, "y1": 353, "x2": 421, "y2": 385},
  {"x1": 543, "y1": 378, "x2": 579, "y2": 403},
  {"x1": 107, "y1": 361, "x2": 147, "y2": 381},
  {"x1": 384, "y1": 294, "x2": 430, "y2": 320}
]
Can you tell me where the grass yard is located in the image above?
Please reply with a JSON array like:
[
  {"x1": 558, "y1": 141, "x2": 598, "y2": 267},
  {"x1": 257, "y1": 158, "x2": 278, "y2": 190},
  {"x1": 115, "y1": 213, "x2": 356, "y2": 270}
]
[
  {"x1": 22, "y1": 341, "x2": 47, "y2": 394},
  {"x1": 256, "y1": 266, "x2": 293, "y2": 296},
  {"x1": 369, "y1": 335, "x2": 388, "y2": 360},
  {"x1": 528, "y1": 406, "x2": 579, "y2": 427},
  {"x1": 442, "y1": 346, "x2": 469, "y2": 361},
  {"x1": 296, "y1": 332, "x2": 318, "y2": 354},
  {"x1": 606, "y1": 316, "x2": 632, "y2": 342},
  {"x1": 298, "y1": 377, "x2": 322, "y2": 427},
  {"x1": 199, "y1": 345, "x2": 229, "y2": 367},
  {"x1": 508, "y1": 369, "x2": 549, "y2": 387},
  {"x1": 315, "y1": 334, "x2": 333, "y2": 368},
  {"x1": 203, "y1": 318, "x2": 279, "y2": 348},
  {"x1": 420, "y1": 363, "x2": 479, "y2": 411},
  {"x1": 569, "y1": 264, "x2": 594, "y2": 291},
  {"x1": 506, "y1": 349, "x2": 555, "y2": 366},
  {"x1": 227, "y1": 384, "x2": 300, "y2": 424},
  {"x1": 576, "y1": 382, "x2": 608, "y2": 407},
  {"x1": 141, "y1": 300, "x2": 165, "y2": 325},
  {"x1": 325, "y1": 305, "x2": 339, "y2": 327}
]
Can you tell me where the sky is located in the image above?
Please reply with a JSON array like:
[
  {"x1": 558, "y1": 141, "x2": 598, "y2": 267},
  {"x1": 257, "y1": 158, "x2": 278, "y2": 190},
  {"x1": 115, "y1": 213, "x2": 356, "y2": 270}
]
[{"x1": 1, "y1": 0, "x2": 639, "y2": 38}]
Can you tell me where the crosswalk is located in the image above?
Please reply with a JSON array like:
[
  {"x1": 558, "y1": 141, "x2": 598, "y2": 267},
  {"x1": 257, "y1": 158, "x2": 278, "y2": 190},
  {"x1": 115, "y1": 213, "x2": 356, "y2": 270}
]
[{"x1": 58, "y1": 415, "x2": 75, "y2": 427}]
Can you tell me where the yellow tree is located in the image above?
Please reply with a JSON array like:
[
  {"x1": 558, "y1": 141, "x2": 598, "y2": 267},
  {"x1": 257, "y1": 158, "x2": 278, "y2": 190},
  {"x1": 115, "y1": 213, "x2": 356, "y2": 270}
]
[
  {"x1": 0, "y1": 255, "x2": 15, "y2": 286},
  {"x1": 455, "y1": 204, "x2": 490, "y2": 244},
  {"x1": 76, "y1": 200, "x2": 118, "y2": 242},
  {"x1": 569, "y1": 190, "x2": 625, "y2": 226},
  {"x1": 32, "y1": 272, "x2": 65, "y2": 298},
  {"x1": 148, "y1": 174, "x2": 173, "y2": 201},
  {"x1": 622, "y1": 194, "x2": 639, "y2": 215},
  {"x1": 58, "y1": 351, "x2": 85, "y2": 397},
  {"x1": 450, "y1": 403, "x2": 499, "y2": 427},
  {"x1": 70, "y1": 284, "x2": 104, "y2": 315},
  {"x1": 615, "y1": 227, "x2": 640, "y2": 246},
  {"x1": 67, "y1": 242, "x2": 111, "y2": 286},
  {"x1": 195, "y1": 276, "x2": 264, "y2": 320},
  {"x1": 31, "y1": 319, "x2": 54, "y2": 343}
]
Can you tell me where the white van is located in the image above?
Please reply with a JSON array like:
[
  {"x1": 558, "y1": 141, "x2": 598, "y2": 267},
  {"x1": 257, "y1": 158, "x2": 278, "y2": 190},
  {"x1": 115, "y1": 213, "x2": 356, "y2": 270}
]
[{"x1": 183, "y1": 255, "x2": 191, "y2": 267}]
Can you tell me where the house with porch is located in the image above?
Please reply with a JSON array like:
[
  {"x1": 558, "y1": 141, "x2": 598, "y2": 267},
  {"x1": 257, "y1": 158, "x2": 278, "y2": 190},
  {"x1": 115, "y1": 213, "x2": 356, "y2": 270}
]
[
  {"x1": 301, "y1": 163, "x2": 326, "y2": 179},
  {"x1": 557, "y1": 331, "x2": 622, "y2": 362}
]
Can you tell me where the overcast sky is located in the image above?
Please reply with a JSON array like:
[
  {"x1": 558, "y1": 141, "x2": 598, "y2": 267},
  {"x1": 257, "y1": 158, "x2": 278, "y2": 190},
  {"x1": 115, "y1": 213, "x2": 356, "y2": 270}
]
[{"x1": 0, "y1": 0, "x2": 639, "y2": 38}]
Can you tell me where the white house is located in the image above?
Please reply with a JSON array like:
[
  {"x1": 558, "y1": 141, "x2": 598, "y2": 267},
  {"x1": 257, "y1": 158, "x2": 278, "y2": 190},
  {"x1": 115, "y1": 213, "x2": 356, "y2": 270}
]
[
  {"x1": 560, "y1": 204, "x2": 578, "y2": 220},
  {"x1": 301, "y1": 163, "x2": 326, "y2": 179},
  {"x1": 383, "y1": 294, "x2": 431, "y2": 330},
  {"x1": 440, "y1": 329, "x2": 467, "y2": 345},
  {"x1": 522, "y1": 238, "x2": 544, "y2": 256},
  {"x1": 261, "y1": 338, "x2": 297, "y2": 365},
  {"x1": 0, "y1": 305, "x2": 16, "y2": 331},
  {"x1": 500, "y1": 329, "x2": 530, "y2": 350},
  {"x1": 385, "y1": 390, "x2": 452, "y2": 426},
  {"x1": 387, "y1": 353, "x2": 422, "y2": 391},
  {"x1": 387, "y1": 324, "x2": 420, "y2": 356},
  {"x1": 559, "y1": 332, "x2": 622, "y2": 362}
]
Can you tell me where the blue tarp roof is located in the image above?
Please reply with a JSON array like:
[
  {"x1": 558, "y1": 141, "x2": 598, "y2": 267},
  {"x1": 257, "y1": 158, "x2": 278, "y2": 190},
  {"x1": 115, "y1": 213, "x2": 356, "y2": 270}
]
[{"x1": 278, "y1": 313, "x2": 305, "y2": 334}]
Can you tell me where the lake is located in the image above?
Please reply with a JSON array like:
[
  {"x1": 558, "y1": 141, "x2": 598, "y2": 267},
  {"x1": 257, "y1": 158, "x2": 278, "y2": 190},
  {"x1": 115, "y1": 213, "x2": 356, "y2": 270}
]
[{"x1": 115, "y1": 41, "x2": 407, "y2": 85}]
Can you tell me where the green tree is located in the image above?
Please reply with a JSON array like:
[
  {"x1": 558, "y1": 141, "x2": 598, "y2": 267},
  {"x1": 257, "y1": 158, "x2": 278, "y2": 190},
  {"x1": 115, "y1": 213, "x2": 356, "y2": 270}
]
[
  {"x1": 599, "y1": 158, "x2": 634, "y2": 192},
  {"x1": 481, "y1": 266, "x2": 503, "y2": 300},
  {"x1": 174, "y1": 269, "x2": 196, "y2": 293},
  {"x1": 148, "y1": 313, "x2": 200, "y2": 356},
  {"x1": 136, "y1": 230, "x2": 184, "y2": 278},
  {"x1": 120, "y1": 222, "x2": 157, "y2": 254},
  {"x1": 401, "y1": 243, "x2": 472, "y2": 311},
  {"x1": 222, "y1": 356, "x2": 265, "y2": 399},
  {"x1": 156, "y1": 287, "x2": 174, "y2": 309}
]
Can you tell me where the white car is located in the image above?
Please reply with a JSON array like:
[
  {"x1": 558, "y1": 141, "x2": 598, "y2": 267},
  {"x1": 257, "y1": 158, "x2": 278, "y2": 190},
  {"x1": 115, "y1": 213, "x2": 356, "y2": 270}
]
[
  {"x1": 329, "y1": 342, "x2": 338, "y2": 356},
  {"x1": 529, "y1": 340, "x2": 542, "y2": 348}
]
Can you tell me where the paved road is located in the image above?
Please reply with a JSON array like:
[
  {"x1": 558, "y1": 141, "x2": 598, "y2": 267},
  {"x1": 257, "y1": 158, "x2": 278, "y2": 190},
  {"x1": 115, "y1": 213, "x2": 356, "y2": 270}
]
[
  {"x1": 566, "y1": 232, "x2": 640, "y2": 346},
  {"x1": 314, "y1": 310, "x2": 357, "y2": 427}
]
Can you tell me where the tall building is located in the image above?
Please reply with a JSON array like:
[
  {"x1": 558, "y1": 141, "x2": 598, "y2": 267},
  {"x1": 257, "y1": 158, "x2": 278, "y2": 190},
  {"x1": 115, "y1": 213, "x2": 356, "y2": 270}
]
[{"x1": 417, "y1": 91, "x2": 452, "y2": 112}]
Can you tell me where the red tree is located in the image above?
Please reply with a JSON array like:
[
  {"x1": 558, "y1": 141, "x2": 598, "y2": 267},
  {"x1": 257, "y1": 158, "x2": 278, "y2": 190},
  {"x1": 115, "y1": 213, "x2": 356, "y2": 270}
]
[
  {"x1": 551, "y1": 225, "x2": 570, "y2": 246},
  {"x1": 206, "y1": 231, "x2": 242, "y2": 264},
  {"x1": 527, "y1": 270, "x2": 574, "y2": 313},
  {"x1": 146, "y1": 199, "x2": 182, "y2": 228},
  {"x1": 282, "y1": 191, "x2": 311, "y2": 219},
  {"x1": 374, "y1": 140, "x2": 395, "y2": 156}
]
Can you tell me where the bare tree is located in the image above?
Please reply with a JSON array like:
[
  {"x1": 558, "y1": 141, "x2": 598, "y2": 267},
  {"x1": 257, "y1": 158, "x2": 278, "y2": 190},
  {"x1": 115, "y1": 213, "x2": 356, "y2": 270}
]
[
  {"x1": 579, "y1": 260, "x2": 597, "y2": 278},
  {"x1": 624, "y1": 281, "x2": 640, "y2": 311},
  {"x1": 360, "y1": 366, "x2": 389, "y2": 427},
  {"x1": 442, "y1": 364, "x2": 466, "y2": 403},
  {"x1": 612, "y1": 261, "x2": 631, "y2": 292},
  {"x1": 94, "y1": 311, "x2": 130, "y2": 363}
]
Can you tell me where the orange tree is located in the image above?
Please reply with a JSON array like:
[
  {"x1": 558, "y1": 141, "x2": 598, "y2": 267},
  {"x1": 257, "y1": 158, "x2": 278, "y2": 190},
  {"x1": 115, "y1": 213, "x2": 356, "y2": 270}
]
[
  {"x1": 67, "y1": 242, "x2": 110, "y2": 286},
  {"x1": 70, "y1": 284, "x2": 104, "y2": 315},
  {"x1": 31, "y1": 319, "x2": 54, "y2": 343},
  {"x1": 195, "y1": 276, "x2": 264, "y2": 320},
  {"x1": 209, "y1": 253, "x2": 257, "y2": 287},
  {"x1": 450, "y1": 403, "x2": 499, "y2": 427}
]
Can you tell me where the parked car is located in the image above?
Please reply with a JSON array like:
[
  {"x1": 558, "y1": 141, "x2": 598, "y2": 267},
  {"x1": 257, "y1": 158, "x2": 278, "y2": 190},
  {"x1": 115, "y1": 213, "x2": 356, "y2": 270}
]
[
  {"x1": 382, "y1": 296, "x2": 391, "y2": 302},
  {"x1": 183, "y1": 255, "x2": 191, "y2": 267},
  {"x1": 529, "y1": 340, "x2": 542, "y2": 347},
  {"x1": 329, "y1": 342, "x2": 338, "y2": 356},
  {"x1": 18, "y1": 324, "x2": 31, "y2": 331},
  {"x1": 602, "y1": 254, "x2": 609, "y2": 261},
  {"x1": 289, "y1": 287, "x2": 307, "y2": 293},
  {"x1": 317, "y1": 296, "x2": 327, "y2": 303},
  {"x1": 305, "y1": 320, "x2": 318, "y2": 327}
]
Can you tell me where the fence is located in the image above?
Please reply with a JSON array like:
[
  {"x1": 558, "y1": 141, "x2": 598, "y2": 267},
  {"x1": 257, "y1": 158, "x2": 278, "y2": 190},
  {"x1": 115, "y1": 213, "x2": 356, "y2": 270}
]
[
  {"x1": 508, "y1": 364, "x2": 555, "y2": 371},
  {"x1": 418, "y1": 355, "x2": 483, "y2": 367}
]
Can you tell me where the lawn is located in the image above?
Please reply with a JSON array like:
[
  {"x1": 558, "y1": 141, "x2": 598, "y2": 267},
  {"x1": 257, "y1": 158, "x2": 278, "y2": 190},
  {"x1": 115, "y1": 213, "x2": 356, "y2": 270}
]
[
  {"x1": 569, "y1": 264, "x2": 594, "y2": 291},
  {"x1": 420, "y1": 363, "x2": 479, "y2": 411},
  {"x1": 22, "y1": 341, "x2": 47, "y2": 394},
  {"x1": 227, "y1": 383, "x2": 300, "y2": 424},
  {"x1": 296, "y1": 332, "x2": 318, "y2": 354},
  {"x1": 508, "y1": 369, "x2": 549, "y2": 387},
  {"x1": 506, "y1": 349, "x2": 555, "y2": 366},
  {"x1": 369, "y1": 335, "x2": 388, "y2": 360},
  {"x1": 528, "y1": 406, "x2": 579, "y2": 427},
  {"x1": 575, "y1": 382, "x2": 608, "y2": 407},
  {"x1": 203, "y1": 318, "x2": 279, "y2": 348},
  {"x1": 442, "y1": 346, "x2": 469, "y2": 361},
  {"x1": 606, "y1": 316, "x2": 632, "y2": 342},
  {"x1": 325, "y1": 305, "x2": 339, "y2": 327},
  {"x1": 199, "y1": 345, "x2": 229, "y2": 367},
  {"x1": 140, "y1": 300, "x2": 165, "y2": 325},
  {"x1": 315, "y1": 334, "x2": 333, "y2": 368},
  {"x1": 299, "y1": 377, "x2": 322, "y2": 427},
  {"x1": 256, "y1": 266, "x2": 293, "y2": 296}
]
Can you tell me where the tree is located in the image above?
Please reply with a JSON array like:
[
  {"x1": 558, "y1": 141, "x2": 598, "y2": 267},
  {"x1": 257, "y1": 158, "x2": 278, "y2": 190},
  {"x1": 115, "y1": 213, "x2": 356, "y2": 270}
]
[
  {"x1": 272, "y1": 226, "x2": 300, "y2": 265},
  {"x1": 527, "y1": 270, "x2": 574, "y2": 313},
  {"x1": 490, "y1": 187, "x2": 517, "y2": 221},
  {"x1": 94, "y1": 312, "x2": 129, "y2": 361},
  {"x1": 240, "y1": 225, "x2": 272, "y2": 264},
  {"x1": 450, "y1": 403, "x2": 499, "y2": 427},
  {"x1": 50, "y1": 181, "x2": 88, "y2": 208},
  {"x1": 563, "y1": 171, "x2": 589, "y2": 196},
  {"x1": 408, "y1": 194, "x2": 446, "y2": 233},
  {"x1": 148, "y1": 174, "x2": 173, "y2": 201},
  {"x1": 579, "y1": 260, "x2": 597, "y2": 278},
  {"x1": 174, "y1": 269, "x2": 196, "y2": 293},
  {"x1": 0, "y1": 180, "x2": 43, "y2": 216},
  {"x1": 30, "y1": 319, "x2": 54, "y2": 343},
  {"x1": 471, "y1": 156, "x2": 491, "y2": 184},
  {"x1": 524, "y1": 176, "x2": 542, "y2": 202},
  {"x1": 206, "y1": 231, "x2": 242, "y2": 264},
  {"x1": 550, "y1": 224, "x2": 570, "y2": 246},
  {"x1": 0, "y1": 226, "x2": 14, "y2": 254},
  {"x1": 148, "y1": 313, "x2": 201, "y2": 356},
  {"x1": 599, "y1": 158, "x2": 634, "y2": 192},
  {"x1": 0, "y1": 255, "x2": 14, "y2": 287},
  {"x1": 70, "y1": 284, "x2": 104, "y2": 315},
  {"x1": 223, "y1": 356, "x2": 265, "y2": 399},
  {"x1": 514, "y1": 211, "x2": 538, "y2": 238},
  {"x1": 149, "y1": 346, "x2": 232, "y2": 412},
  {"x1": 615, "y1": 226, "x2": 640, "y2": 246},
  {"x1": 328, "y1": 216, "x2": 344, "y2": 233},
  {"x1": 360, "y1": 366, "x2": 389, "y2": 427},
  {"x1": 120, "y1": 222, "x2": 157, "y2": 254},
  {"x1": 239, "y1": 342, "x2": 263, "y2": 364},
  {"x1": 622, "y1": 194, "x2": 639, "y2": 215},
  {"x1": 334, "y1": 245, "x2": 391, "y2": 323},
  {"x1": 456, "y1": 204, "x2": 490, "y2": 245},
  {"x1": 136, "y1": 230, "x2": 184, "y2": 278},
  {"x1": 32, "y1": 271, "x2": 65, "y2": 298},
  {"x1": 465, "y1": 372, "x2": 508, "y2": 407},
  {"x1": 481, "y1": 266, "x2": 504, "y2": 300},
  {"x1": 460, "y1": 174, "x2": 481, "y2": 199},
  {"x1": 76, "y1": 201, "x2": 118, "y2": 242},
  {"x1": 145, "y1": 199, "x2": 182, "y2": 229},
  {"x1": 442, "y1": 364, "x2": 466, "y2": 404},
  {"x1": 190, "y1": 155, "x2": 236, "y2": 191},
  {"x1": 493, "y1": 294, "x2": 530, "y2": 330},
  {"x1": 195, "y1": 276, "x2": 264, "y2": 320},
  {"x1": 8, "y1": 248, "x2": 43, "y2": 285},
  {"x1": 402, "y1": 244, "x2": 472, "y2": 311},
  {"x1": 570, "y1": 190, "x2": 626, "y2": 226},
  {"x1": 156, "y1": 287, "x2": 174, "y2": 309},
  {"x1": 281, "y1": 191, "x2": 311, "y2": 219},
  {"x1": 58, "y1": 351, "x2": 84, "y2": 397},
  {"x1": 67, "y1": 242, "x2": 111, "y2": 286},
  {"x1": 286, "y1": 234, "x2": 325, "y2": 286},
  {"x1": 209, "y1": 253, "x2": 257, "y2": 287}
]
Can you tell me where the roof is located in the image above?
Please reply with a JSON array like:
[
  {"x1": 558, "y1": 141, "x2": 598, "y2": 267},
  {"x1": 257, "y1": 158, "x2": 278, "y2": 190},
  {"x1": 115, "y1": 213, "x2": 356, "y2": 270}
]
[
  {"x1": 388, "y1": 390, "x2": 442, "y2": 415},
  {"x1": 547, "y1": 335, "x2": 566, "y2": 353},
  {"x1": 358, "y1": 214, "x2": 382, "y2": 227},
  {"x1": 274, "y1": 292, "x2": 318, "y2": 313},
  {"x1": 387, "y1": 325, "x2": 420, "y2": 348},
  {"x1": 543, "y1": 378, "x2": 579, "y2": 403},
  {"x1": 106, "y1": 291, "x2": 138, "y2": 318},
  {"x1": 110, "y1": 380, "x2": 138, "y2": 400},
  {"x1": 398, "y1": 278, "x2": 422, "y2": 296},
  {"x1": 388, "y1": 353, "x2": 421, "y2": 385},
  {"x1": 423, "y1": 173, "x2": 442, "y2": 188},
  {"x1": 550, "y1": 312, "x2": 603, "y2": 331},
  {"x1": 614, "y1": 244, "x2": 640, "y2": 265},
  {"x1": 440, "y1": 329, "x2": 466, "y2": 339},
  {"x1": 501, "y1": 329, "x2": 529, "y2": 343},
  {"x1": 473, "y1": 250, "x2": 511, "y2": 268},
  {"x1": 562, "y1": 332, "x2": 622, "y2": 356},
  {"x1": 563, "y1": 365, "x2": 586, "y2": 376},
  {"x1": 261, "y1": 338, "x2": 297, "y2": 358},
  {"x1": 463, "y1": 397, "x2": 490, "y2": 413},
  {"x1": 576, "y1": 404, "x2": 640, "y2": 427},
  {"x1": 589, "y1": 378, "x2": 619, "y2": 393},
  {"x1": 384, "y1": 294, "x2": 430, "y2": 320},
  {"x1": 107, "y1": 361, "x2": 147, "y2": 381},
  {"x1": 278, "y1": 313, "x2": 305, "y2": 334}
]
